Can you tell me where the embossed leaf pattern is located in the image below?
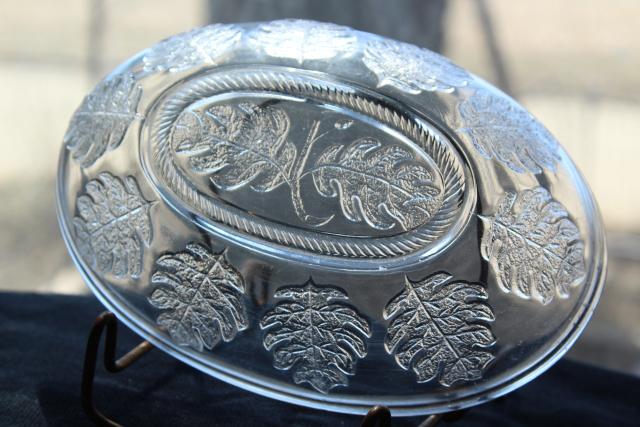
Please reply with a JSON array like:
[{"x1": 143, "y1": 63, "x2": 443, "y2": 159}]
[
  {"x1": 168, "y1": 97, "x2": 460, "y2": 237},
  {"x1": 172, "y1": 103, "x2": 296, "y2": 192},
  {"x1": 248, "y1": 19, "x2": 357, "y2": 63},
  {"x1": 383, "y1": 273, "x2": 495, "y2": 386},
  {"x1": 480, "y1": 187, "x2": 586, "y2": 304},
  {"x1": 73, "y1": 172, "x2": 153, "y2": 278},
  {"x1": 65, "y1": 73, "x2": 141, "y2": 167},
  {"x1": 312, "y1": 138, "x2": 444, "y2": 231},
  {"x1": 143, "y1": 24, "x2": 242, "y2": 73},
  {"x1": 363, "y1": 39, "x2": 469, "y2": 94},
  {"x1": 260, "y1": 282, "x2": 371, "y2": 393},
  {"x1": 149, "y1": 244, "x2": 248, "y2": 352},
  {"x1": 457, "y1": 91, "x2": 560, "y2": 174}
]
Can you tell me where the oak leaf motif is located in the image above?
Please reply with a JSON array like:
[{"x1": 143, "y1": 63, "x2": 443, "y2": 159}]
[
  {"x1": 312, "y1": 138, "x2": 444, "y2": 231},
  {"x1": 457, "y1": 91, "x2": 560, "y2": 174},
  {"x1": 149, "y1": 244, "x2": 248, "y2": 352},
  {"x1": 383, "y1": 272, "x2": 495, "y2": 386},
  {"x1": 172, "y1": 103, "x2": 296, "y2": 193},
  {"x1": 65, "y1": 74, "x2": 141, "y2": 167},
  {"x1": 363, "y1": 39, "x2": 469, "y2": 94},
  {"x1": 73, "y1": 172, "x2": 153, "y2": 279},
  {"x1": 247, "y1": 19, "x2": 357, "y2": 64},
  {"x1": 143, "y1": 24, "x2": 242, "y2": 73},
  {"x1": 480, "y1": 187, "x2": 586, "y2": 304},
  {"x1": 260, "y1": 281, "x2": 371, "y2": 393}
]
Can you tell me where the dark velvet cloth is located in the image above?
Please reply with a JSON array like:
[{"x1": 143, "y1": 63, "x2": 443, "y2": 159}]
[{"x1": 0, "y1": 292, "x2": 638, "y2": 426}]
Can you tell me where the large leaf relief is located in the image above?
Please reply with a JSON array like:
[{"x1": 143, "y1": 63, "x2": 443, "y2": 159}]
[
  {"x1": 260, "y1": 282, "x2": 371, "y2": 393},
  {"x1": 154, "y1": 72, "x2": 470, "y2": 258},
  {"x1": 172, "y1": 102, "x2": 446, "y2": 232},
  {"x1": 247, "y1": 19, "x2": 357, "y2": 63},
  {"x1": 383, "y1": 273, "x2": 495, "y2": 386},
  {"x1": 363, "y1": 39, "x2": 469, "y2": 94},
  {"x1": 148, "y1": 244, "x2": 248, "y2": 352},
  {"x1": 65, "y1": 73, "x2": 141, "y2": 167},
  {"x1": 312, "y1": 138, "x2": 444, "y2": 231},
  {"x1": 143, "y1": 24, "x2": 242, "y2": 73},
  {"x1": 73, "y1": 172, "x2": 153, "y2": 279},
  {"x1": 457, "y1": 91, "x2": 560, "y2": 174},
  {"x1": 480, "y1": 187, "x2": 586, "y2": 305},
  {"x1": 173, "y1": 103, "x2": 297, "y2": 193}
]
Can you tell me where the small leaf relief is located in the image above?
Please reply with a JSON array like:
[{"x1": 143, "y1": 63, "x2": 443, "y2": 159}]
[
  {"x1": 148, "y1": 244, "x2": 248, "y2": 352},
  {"x1": 480, "y1": 187, "x2": 586, "y2": 305},
  {"x1": 383, "y1": 272, "x2": 495, "y2": 386},
  {"x1": 73, "y1": 172, "x2": 153, "y2": 279},
  {"x1": 143, "y1": 24, "x2": 242, "y2": 73},
  {"x1": 457, "y1": 91, "x2": 560, "y2": 174},
  {"x1": 172, "y1": 103, "x2": 444, "y2": 232},
  {"x1": 260, "y1": 281, "x2": 371, "y2": 393},
  {"x1": 363, "y1": 39, "x2": 469, "y2": 94},
  {"x1": 65, "y1": 73, "x2": 142, "y2": 167},
  {"x1": 247, "y1": 19, "x2": 357, "y2": 63}
]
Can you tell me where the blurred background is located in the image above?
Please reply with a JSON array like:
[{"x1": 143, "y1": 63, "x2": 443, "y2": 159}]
[{"x1": 0, "y1": 0, "x2": 638, "y2": 377}]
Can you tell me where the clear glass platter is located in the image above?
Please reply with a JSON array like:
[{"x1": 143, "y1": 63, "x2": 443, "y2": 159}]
[{"x1": 56, "y1": 20, "x2": 606, "y2": 415}]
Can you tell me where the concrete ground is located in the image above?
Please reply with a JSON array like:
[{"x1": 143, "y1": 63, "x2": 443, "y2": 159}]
[{"x1": 0, "y1": 0, "x2": 638, "y2": 376}]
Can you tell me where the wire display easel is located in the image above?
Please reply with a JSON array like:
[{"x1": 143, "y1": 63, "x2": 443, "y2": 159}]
[{"x1": 81, "y1": 312, "x2": 467, "y2": 427}]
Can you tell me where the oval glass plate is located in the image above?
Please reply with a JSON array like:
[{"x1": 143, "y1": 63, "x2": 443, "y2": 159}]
[{"x1": 56, "y1": 19, "x2": 606, "y2": 416}]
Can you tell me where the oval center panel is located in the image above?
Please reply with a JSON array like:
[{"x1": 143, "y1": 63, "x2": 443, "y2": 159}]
[
  {"x1": 172, "y1": 94, "x2": 445, "y2": 237},
  {"x1": 144, "y1": 67, "x2": 472, "y2": 262}
]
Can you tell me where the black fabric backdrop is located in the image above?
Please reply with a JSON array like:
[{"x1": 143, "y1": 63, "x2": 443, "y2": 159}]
[{"x1": 0, "y1": 292, "x2": 638, "y2": 426}]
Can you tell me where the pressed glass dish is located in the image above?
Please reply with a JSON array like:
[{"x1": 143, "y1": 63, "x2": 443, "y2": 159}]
[{"x1": 57, "y1": 19, "x2": 606, "y2": 415}]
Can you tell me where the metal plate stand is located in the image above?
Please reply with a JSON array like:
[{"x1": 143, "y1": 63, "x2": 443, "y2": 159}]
[{"x1": 81, "y1": 312, "x2": 466, "y2": 426}]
